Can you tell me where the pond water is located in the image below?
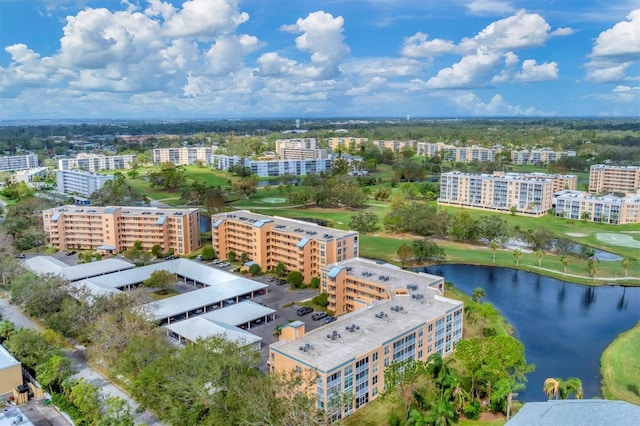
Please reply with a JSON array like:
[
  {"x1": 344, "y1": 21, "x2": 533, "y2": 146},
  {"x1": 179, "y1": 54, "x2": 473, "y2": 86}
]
[{"x1": 420, "y1": 264, "x2": 640, "y2": 401}]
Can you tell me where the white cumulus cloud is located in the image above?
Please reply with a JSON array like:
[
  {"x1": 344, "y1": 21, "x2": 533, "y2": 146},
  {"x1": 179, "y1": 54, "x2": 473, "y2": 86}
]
[{"x1": 586, "y1": 9, "x2": 640, "y2": 83}]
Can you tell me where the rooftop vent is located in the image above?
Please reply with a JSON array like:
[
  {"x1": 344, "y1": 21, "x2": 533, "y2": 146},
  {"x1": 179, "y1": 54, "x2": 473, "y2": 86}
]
[
  {"x1": 345, "y1": 324, "x2": 360, "y2": 333},
  {"x1": 375, "y1": 312, "x2": 388, "y2": 319}
]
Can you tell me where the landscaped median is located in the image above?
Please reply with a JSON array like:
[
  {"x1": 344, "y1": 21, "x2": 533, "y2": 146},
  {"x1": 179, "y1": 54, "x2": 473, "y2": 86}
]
[{"x1": 601, "y1": 322, "x2": 640, "y2": 405}]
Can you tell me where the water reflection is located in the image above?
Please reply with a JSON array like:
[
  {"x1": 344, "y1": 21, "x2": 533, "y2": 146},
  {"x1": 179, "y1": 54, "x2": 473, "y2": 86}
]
[{"x1": 421, "y1": 264, "x2": 640, "y2": 401}]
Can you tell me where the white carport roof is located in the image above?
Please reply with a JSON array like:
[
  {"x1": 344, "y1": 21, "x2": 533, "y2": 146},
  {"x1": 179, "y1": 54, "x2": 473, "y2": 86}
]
[
  {"x1": 88, "y1": 258, "x2": 252, "y2": 290},
  {"x1": 200, "y1": 301, "x2": 275, "y2": 326},
  {"x1": 143, "y1": 281, "x2": 267, "y2": 321},
  {"x1": 164, "y1": 317, "x2": 262, "y2": 346},
  {"x1": 23, "y1": 256, "x2": 135, "y2": 282},
  {"x1": 69, "y1": 279, "x2": 122, "y2": 299}
]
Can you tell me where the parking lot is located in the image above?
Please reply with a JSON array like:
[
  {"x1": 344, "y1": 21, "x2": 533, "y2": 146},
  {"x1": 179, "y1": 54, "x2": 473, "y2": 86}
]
[{"x1": 242, "y1": 274, "x2": 330, "y2": 368}]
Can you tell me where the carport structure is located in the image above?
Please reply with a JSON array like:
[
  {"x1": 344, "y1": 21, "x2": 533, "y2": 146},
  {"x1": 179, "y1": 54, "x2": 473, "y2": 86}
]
[
  {"x1": 197, "y1": 301, "x2": 275, "y2": 330},
  {"x1": 22, "y1": 256, "x2": 135, "y2": 282},
  {"x1": 143, "y1": 280, "x2": 268, "y2": 325},
  {"x1": 165, "y1": 317, "x2": 262, "y2": 350}
]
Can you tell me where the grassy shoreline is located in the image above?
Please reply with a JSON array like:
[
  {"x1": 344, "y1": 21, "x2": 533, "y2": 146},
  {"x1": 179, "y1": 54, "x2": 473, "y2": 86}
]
[{"x1": 600, "y1": 323, "x2": 640, "y2": 405}]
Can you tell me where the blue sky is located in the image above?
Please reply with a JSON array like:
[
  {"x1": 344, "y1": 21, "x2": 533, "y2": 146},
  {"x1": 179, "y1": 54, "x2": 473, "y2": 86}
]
[{"x1": 0, "y1": 0, "x2": 638, "y2": 119}]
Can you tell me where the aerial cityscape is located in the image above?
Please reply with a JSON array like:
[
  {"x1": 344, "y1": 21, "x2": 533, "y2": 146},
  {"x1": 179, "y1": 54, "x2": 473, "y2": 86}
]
[{"x1": 0, "y1": 1, "x2": 639, "y2": 426}]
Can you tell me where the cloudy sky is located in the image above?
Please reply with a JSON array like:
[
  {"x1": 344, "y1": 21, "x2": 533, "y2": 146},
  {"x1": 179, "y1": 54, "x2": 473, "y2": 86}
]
[{"x1": 0, "y1": 0, "x2": 638, "y2": 120}]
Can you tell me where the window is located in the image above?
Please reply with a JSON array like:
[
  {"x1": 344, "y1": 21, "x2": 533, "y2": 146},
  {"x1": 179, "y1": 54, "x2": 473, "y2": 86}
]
[
  {"x1": 372, "y1": 352, "x2": 378, "y2": 362},
  {"x1": 372, "y1": 376, "x2": 378, "y2": 385}
]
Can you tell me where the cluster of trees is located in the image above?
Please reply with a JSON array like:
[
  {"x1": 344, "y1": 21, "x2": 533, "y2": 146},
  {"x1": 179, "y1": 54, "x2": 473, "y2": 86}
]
[
  {"x1": 384, "y1": 336, "x2": 534, "y2": 425},
  {"x1": 148, "y1": 162, "x2": 186, "y2": 190},
  {"x1": 286, "y1": 174, "x2": 368, "y2": 208},
  {"x1": 0, "y1": 182, "x2": 35, "y2": 201},
  {"x1": 90, "y1": 172, "x2": 148, "y2": 206},
  {"x1": 0, "y1": 254, "x2": 328, "y2": 426},
  {"x1": 0, "y1": 307, "x2": 133, "y2": 426},
  {"x1": 1, "y1": 197, "x2": 51, "y2": 250}
]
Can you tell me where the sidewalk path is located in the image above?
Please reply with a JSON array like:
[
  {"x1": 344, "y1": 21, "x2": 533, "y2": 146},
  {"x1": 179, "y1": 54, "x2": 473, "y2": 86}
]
[{"x1": 0, "y1": 295, "x2": 163, "y2": 426}]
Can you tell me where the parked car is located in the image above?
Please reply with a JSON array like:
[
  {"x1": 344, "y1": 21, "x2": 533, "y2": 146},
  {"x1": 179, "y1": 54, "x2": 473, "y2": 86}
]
[
  {"x1": 323, "y1": 316, "x2": 337, "y2": 324},
  {"x1": 195, "y1": 255, "x2": 203, "y2": 261},
  {"x1": 311, "y1": 312, "x2": 328, "y2": 321},
  {"x1": 224, "y1": 299, "x2": 235, "y2": 306},
  {"x1": 66, "y1": 251, "x2": 77, "y2": 256},
  {"x1": 297, "y1": 306, "x2": 313, "y2": 316},
  {"x1": 15, "y1": 254, "x2": 26, "y2": 259}
]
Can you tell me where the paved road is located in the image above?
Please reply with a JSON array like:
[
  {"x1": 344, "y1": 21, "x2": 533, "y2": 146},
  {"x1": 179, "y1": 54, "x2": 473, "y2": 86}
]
[{"x1": 0, "y1": 295, "x2": 163, "y2": 426}]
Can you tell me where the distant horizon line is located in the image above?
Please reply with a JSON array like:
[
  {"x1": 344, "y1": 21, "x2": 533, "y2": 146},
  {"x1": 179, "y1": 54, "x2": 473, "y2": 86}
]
[{"x1": 1, "y1": 115, "x2": 639, "y2": 125}]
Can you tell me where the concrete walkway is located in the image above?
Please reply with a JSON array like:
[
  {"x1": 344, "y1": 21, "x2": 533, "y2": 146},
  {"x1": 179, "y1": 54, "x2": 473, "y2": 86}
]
[{"x1": 531, "y1": 266, "x2": 639, "y2": 282}]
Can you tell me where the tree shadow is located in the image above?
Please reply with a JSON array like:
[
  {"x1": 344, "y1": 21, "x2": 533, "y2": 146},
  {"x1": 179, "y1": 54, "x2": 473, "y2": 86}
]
[{"x1": 627, "y1": 383, "x2": 640, "y2": 398}]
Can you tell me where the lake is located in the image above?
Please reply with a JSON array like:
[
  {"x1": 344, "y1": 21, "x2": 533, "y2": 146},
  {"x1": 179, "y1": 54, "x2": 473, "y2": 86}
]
[{"x1": 421, "y1": 264, "x2": 640, "y2": 401}]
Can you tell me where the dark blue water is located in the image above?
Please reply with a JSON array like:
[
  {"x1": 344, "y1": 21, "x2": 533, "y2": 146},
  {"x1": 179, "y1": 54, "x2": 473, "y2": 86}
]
[{"x1": 422, "y1": 264, "x2": 640, "y2": 401}]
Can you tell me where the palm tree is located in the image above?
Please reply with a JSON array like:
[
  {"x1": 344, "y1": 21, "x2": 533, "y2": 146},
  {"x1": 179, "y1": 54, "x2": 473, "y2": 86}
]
[
  {"x1": 471, "y1": 287, "x2": 486, "y2": 303},
  {"x1": 513, "y1": 248, "x2": 522, "y2": 266},
  {"x1": 544, "y1": 378, "x2": 561, "y2": 400},
  {"x1": 561, "y1": 255, "x2": 570, "y2": 275},
  {"x1": 621, "y1": 257, "x2": 631, "y2": 279},
  {"x1": 588, "y1": 257, "x2": 599, "y2": 281},
  {"x1": 544, "y1": 377, "x2": 584, "y2": 400},
  {"x1": 489, "y1": 240, "x2": 499, "y2": 263},
  {"x1": 535, "y1": 249, "x2": 544, "y2": 268},
  {"x1": 581, "y1": 211, "x2": 591, "y2": 223},
  {"x1": 427, "y1": 399, "x2": 457, "y2": 426}
]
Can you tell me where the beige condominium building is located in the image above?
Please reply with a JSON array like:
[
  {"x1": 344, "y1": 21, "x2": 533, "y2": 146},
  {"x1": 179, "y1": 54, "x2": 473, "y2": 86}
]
[
  {"x1": 446, "y1": 145, "x2": 502, "y2": 163},
  {"x1": 326, "y1": 137, "x2": 369, "y2": 151},
  {"x1": 43, "y1": 205, "x2": 201, "y2": 255},
  {"x1": 510, "y1": 149, "x2": 576, "y2": 165},
  {"x1": 270, "y1": 259, "x2": 463, "y2": 421},
  {"x1": 554, "y1": 190, "x2": 640, "y2": 224},
  {"x1": 589, "y1": 165, "x2": 640, "y2": 194},
  {"x1": 370, "y1": 140, "x2": 416, "y2": 153},
  {"x1": 153, "y1": 147, "x2": 215, "y2": 166},
  {"x1": 416, "y1": 142, "x2": 453, "y2": 157},
  {"x1": 438, "y1": 171, "x2": 567, "y2": 216},
  {"x1": 211, "y1": 210, "x2": 358, "y2": 283}
]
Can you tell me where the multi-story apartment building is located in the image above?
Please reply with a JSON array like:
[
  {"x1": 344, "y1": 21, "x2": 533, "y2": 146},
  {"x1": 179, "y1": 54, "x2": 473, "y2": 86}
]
[
  {"x1": 493, "y1": 171, "x2": 577, "y2": 192},
  {"x1": 270, "y1": 261, "x2": 463, "y2": 421},
  {"x1": 510, "y1": 149, "x2": 576, "y2": 165},
  {"x1": 55, "y1": 169, "x2": 114, "y2": 197},
  {"x1": 326, "y1": 137, "x2": 369, "y2": 151},
  {"x1": 211, "y1": 155, "x2": 333, "y2": 177},
  {"x1": 589, "y1": 165, "x2": 640, "y2": 194},
  {"x1": 211, "y1": 210, "x2": 358, "y2": 283},
  {"x1": 58, "y1": 153, "x2": 137, "y2": 172},
  {"x1": 43, "y1": 205, "x2": 201, "y2": 255},
  {"x1": 275, "y1": 138, "x2": 317, "y2": 153},
  {"x1": 0, "y1": 154, "x2": 38, "y2": 172},
  {"x1": 320, "y1": 257, "x2": 445, "y2": 316},
  {"x1": 153, "y1": 147, "x2": 215, "y2": 166},
  {"x1": 370, "y1": 140, "x2": 416, "y2": 153},
  {"x1": 415, "y1": 142, "x2": 453, "y2": 157},
  {"x1": 445, "y1": 145, "x2": 502, "y2": 163},
  {"x1": 438, "y1": 171, "x2": 558, "y2": 216},
  {"x1": 554, "y1": 190, "x2": 640, "y2": 224},
  {"x1": 11, "y1": 167, "x2": 49, "y2": 184}
]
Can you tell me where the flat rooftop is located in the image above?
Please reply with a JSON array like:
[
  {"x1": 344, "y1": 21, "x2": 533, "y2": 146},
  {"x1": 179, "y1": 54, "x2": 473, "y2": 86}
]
[
  {"x1": 554, "y1": 190, "x2": 640, "y2": 203},
  {"x1": 443, "y1": 171, "x2": 556, "y2": 182},
  {"x1": 23, "y1": 256, "x2": 135, "y2": 282},
  {"x1": 164, "y1": 317, "x2": 262, "y2": 347},
  {"x1": 0, "y1": 344, "x2": 20, "y2": 371},
  {"x1": 271, "y1": 293, "x2": 461, "y2": 373},
  {"x1": 324, "y1": 257, "x2": 444, "y2": 293},
  {"x1": 45, "y1": 205, "x2": 199, "y2": 218},
  {"x1": 213, "y1": 210, "x2": 357, "y2": 241}
]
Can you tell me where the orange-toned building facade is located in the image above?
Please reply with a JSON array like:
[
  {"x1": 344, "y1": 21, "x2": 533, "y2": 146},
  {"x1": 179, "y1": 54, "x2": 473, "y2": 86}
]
[
  {"x1": 43, "y1": 205, "x2": 201, "y2": 255},
  {"x1": 211, "y1": 210, "x2": 359, "y2": 283},
  {"x1": 270, "y1": 259, "x2": 463, "y2": 421}
]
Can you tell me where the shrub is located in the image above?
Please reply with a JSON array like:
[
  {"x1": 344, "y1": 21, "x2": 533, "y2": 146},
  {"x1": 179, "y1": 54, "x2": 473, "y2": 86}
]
[
  {"x1": 482, "y1": 327, "x2": 497, "y2": 337},
  {"x1": 310, "y1": 277, "x2": 320, "y2": 289},
  {"x1": 312, "y1": 292, "x2": 329, "y2": 307},
  {"x1": 248, "y1": 263, "x2": 261, "y2": 275},
  {"x1": 463, "y1": 401, "x2": 482, "y2": 420},
  {"x1": 286, "y1": 271, "x2": 304, "y2": 288},
  {"x1": 201, "y1": 246, "x2": 216, "y2": 261}
]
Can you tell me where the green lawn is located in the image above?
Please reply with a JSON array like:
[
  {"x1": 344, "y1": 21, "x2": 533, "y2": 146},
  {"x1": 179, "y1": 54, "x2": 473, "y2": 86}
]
[{"x1": 600, "y1": 323, "x2": 640, "y2": 405}]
